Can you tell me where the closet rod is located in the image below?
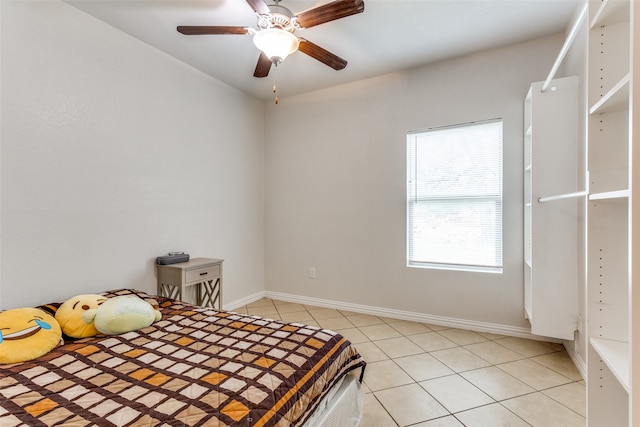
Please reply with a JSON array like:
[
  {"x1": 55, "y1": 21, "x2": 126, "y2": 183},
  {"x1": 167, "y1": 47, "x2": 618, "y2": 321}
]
[
  {"x1": 541, "y1": 3, "x2": 588, "y2": 93},
  {"x1": 538, "y1": 191, "x2": 587, "y2": 203}
]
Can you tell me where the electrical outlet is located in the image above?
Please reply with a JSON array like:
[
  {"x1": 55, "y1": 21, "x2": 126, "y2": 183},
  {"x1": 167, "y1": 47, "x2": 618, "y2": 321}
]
[{"x1": 308, "y1": 268, "x2": 316, "y2": 279}]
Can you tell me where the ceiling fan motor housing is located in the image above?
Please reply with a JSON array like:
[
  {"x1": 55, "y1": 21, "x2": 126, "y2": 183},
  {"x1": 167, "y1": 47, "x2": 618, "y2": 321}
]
[{"x1": 258, "y1": 4, "x2": 299, "y2": 32}]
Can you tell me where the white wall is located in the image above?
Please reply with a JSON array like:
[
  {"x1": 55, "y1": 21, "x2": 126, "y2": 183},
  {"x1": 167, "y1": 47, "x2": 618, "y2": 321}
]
[
  {"x1": 0, "y1": 1, "x2": 265, "y2": 309},
  {"x1": 265, "y1": 33, "x2": 564, "y2": 329},
  {"x1": 0, "y1": 0, "x2": 572, "y2": 335}
]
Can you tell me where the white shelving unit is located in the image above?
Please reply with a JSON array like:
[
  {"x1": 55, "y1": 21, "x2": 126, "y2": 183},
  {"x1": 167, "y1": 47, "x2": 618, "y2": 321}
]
[
  {"x1": 523, "y1": 76, "x2": 579, "y2": 340},
  {"x1": 585, "y1": 0, "x2": 637, "y2": 424}
]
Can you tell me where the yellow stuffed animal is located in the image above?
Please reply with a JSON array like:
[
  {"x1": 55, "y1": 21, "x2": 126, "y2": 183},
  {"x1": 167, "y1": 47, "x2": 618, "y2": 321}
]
[
  {"x1": 0, "y1": 307, "x2": 63, "y2": 364},
  {"x1": 55, "y1": 294, "x2": 107, "y2": 339}
]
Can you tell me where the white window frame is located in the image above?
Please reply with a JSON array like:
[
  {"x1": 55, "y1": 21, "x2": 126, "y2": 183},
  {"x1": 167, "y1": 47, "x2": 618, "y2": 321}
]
[{"x1": 406, "y1": 119, "x2": 503, "y2": 273}]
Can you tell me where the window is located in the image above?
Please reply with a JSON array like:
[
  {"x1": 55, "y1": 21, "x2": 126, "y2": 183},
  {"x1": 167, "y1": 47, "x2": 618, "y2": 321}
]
[{"x1": 407, "y1": 119, "x2": 503, "y2": 273}]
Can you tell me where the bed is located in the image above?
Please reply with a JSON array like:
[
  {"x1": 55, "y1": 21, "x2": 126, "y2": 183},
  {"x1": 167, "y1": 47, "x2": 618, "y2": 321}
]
[{"x1": 0, "y1": 289, "x2": 366, "y2": 426}]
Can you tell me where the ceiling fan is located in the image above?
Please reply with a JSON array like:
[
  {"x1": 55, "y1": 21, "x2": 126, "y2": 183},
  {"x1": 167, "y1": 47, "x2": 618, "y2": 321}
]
[{"x1": 177, "y1": 0, "x2": 365, "y2": 79}]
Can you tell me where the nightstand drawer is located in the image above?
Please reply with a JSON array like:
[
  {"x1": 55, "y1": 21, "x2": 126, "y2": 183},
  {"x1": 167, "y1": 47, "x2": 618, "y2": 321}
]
[{"x1": 185, "y1": 264, "x2": 220, "y2": 284}]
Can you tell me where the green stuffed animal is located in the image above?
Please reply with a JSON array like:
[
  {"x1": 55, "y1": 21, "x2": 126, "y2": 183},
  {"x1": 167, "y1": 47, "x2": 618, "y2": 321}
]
[{"x1": 85, "y1": 295, "x2": 161, "y2": 335}]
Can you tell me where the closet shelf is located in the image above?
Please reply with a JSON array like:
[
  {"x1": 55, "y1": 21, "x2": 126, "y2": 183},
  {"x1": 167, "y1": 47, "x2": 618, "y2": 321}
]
[
  {"x1": 589, "y1": 74, "x2": 630, "y2": 115},
  {"x1": 589, "y1": 189, "x2": 629, "y2": 200},
  {"x1": 590, "y1": 337, "x2": 630, "y2": 392}
]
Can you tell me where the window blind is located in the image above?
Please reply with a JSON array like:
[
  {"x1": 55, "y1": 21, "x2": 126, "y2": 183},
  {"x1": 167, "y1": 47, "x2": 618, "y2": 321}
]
[{"x1": 407, "y1": 119, "x2": 503, "y2": 272}]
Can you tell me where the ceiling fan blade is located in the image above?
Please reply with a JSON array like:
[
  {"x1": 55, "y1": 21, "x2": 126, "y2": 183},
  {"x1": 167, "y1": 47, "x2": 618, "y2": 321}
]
[
  {"x1": 298, "y1": 39, "x2": 347, "y2": 70},
  {"x1": 254, "y1": 52, "x2": 272, "y2": 78},
  {"x1": 177, "y1": 26, "x2": 250, "y2": 35},
  {"x1": 246, "y1": 0, "x2": 270, "y2": 15},
  {"x1": 296, "y1": 0, "x2": 364, "y2": 29}
]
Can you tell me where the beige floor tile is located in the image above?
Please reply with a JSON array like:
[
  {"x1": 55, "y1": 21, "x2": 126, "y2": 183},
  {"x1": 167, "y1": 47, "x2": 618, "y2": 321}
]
[
  {"x1": 273, "y1": 302, "x2": 307, "y2": 313},
  {"x1": 423, "y1": 323, "x2": 450, "y2": 331},
  {"x1": 315, "y1": 316, "x2": 355, "y2": 331},
  {"x1": 420, "y1": 375, "x2": 493, "y2": 413},
  {"x1": 375, "y1": 383, "x2": 449, "y2": 426},
  {"x1": 353, "y1": 341, "x2": 389, "y2": 363},
  {"x1": 464, "y1": 341, "x2": 525, "y2": 365},
  {"x1": 476, "y1": 331, "x2": 507, "y2": 340},
  {"x1": 278, "y1": 311, "x2": 314, "y2": 323},
  {"x1": 495, "y1": 337, "x2": 563, "y2": 357},
  {"x1": 360, "y1": 324, "x2": 403, "y2": 341},
  {"x1": 408, "y1": 332, "x2": 458, "y2": 352},
  {"x1": 531, "y1": 351, "x2": 583, "y2": 381},
  {"x1": 335, "y1": 327, "x2": 370, "y2": 344},
  {"x1": 380, "y1": 316, "x2": 405, "y2": 324},
  {"x1": 502, "y1": 392, "x2": 585, "y2": 427},
  {"x1": 259, "y1": 298, "x2": 585, "y2": 427},
  {"x1": 455, "y1": 403, "x2": 530, "y2": 427},
  {"x1": 337, "y1": 309, "x2": 360, "y2": 316},
  {"x1": 461, "y1": 366, "x2": 534, "y2": 401},
  {"x1": 497, "y1": 359, "x2": 573, "y2": 390},
  {"x1": 412, "y1": 416, "x2": 464, "y2": 426},
  {"x1": 246, "y1": 298, "x2": 275, "y2": 308},
  {"x1": 394, "y1": 353, "x2": 454, "y2": 382},
  {"x1": 363, "y1": 360, "x2": 414, "y2": 392},
  {"x1": 307, "y1": 307, "x2": 343, "y2": 320},
  {"x1": 431, "y1": 347, "x2": 491, "y2": 372},
  {"x1": 437, "y1": 328, "x2": 488, "y2": 346},
  {"x1": 361, "y1": 393, "x2": 398, "y2": 427},
  {"x1": 246, "y1": 303, "x2": 277, "y2": 312},
  {"x1": 247, "y1": 307, "x2": 280, "y2": 319},
  {"x1": 387, "y1": 320, "x2": 433, "y2": 336},
  {"x1": 542, "y1": 382, "x2": 586, "y2": 417},
  {"x1": 374, "y1": 336, "x2": 424, "y2": 359},
  {"x1": 346, "y1": 313, "x2": 386, "y2": 327}
]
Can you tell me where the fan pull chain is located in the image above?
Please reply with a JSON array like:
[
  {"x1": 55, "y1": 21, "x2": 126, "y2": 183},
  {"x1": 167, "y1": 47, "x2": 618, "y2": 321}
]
[{"x1": 273, "y1": 64, "x2": 279, "y2": 105}]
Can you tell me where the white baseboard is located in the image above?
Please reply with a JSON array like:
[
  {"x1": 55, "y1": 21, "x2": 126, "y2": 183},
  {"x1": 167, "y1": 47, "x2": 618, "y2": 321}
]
[
  {"x1": 223, "y1": 291, "x2": 267, "y2": 311},
  {"x1": 563, "y1": 340, "x2": 587, "y2": 380},
  {"x1": 227, "y1": 290, "x2": 562, "y2": 343}
]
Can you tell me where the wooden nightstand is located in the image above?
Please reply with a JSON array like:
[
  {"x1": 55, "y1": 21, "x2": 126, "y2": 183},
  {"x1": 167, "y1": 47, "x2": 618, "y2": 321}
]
[{"x1": 157, "y1": 257, "x2": 223, "y2": 309}]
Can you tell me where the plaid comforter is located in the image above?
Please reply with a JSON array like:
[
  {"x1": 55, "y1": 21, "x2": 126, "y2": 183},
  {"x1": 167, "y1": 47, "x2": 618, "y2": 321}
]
[{"x1": 0, "y1": 289, "x2": 365, "y2": 426}]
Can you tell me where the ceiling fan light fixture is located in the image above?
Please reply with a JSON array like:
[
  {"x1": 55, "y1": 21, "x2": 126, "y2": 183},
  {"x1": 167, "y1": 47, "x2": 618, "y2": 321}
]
[{"x1": 253, "y1": 28, "x2": 299, "y2": 65}]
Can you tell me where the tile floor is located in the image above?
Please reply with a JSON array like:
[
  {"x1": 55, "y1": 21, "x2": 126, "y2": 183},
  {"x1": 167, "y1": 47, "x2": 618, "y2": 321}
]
[{"x1": 235, "y1": 298, "x2": 585, "y2": 427}]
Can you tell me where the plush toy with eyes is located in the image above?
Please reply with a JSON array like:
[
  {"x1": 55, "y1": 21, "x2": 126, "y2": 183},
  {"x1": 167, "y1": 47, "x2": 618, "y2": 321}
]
[
  {"x1": 55, "y1": 294, "x2": 107, "y2": 339},
  {"x1": 0, "y1": 307, "x2": 63, "y2": 364}
]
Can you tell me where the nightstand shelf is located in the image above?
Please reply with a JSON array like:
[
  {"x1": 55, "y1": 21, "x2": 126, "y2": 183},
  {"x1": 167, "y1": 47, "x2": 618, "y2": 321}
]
[{"x1": 157, "y1": 257, "x2": 223, "y2": 309}]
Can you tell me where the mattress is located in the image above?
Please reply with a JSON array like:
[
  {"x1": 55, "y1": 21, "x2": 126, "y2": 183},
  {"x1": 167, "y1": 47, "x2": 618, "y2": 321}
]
[
  {"x1": 303, "y1": 373, "x2": 364, "y2": 427},
  {"x1": 0, "y1": 289, "x2": 366, "y2": 426}
]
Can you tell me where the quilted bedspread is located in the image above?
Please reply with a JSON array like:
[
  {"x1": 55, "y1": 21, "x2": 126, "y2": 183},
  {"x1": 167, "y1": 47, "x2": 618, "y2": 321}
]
[{"x1": 0, "y1": 289, "x2": 366, "y2": 426}]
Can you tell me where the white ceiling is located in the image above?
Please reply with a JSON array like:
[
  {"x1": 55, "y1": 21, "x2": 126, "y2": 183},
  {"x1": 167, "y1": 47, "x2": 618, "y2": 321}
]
[{"x1": 65, "y1": 0, "x2": 582, "y2": 101}]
